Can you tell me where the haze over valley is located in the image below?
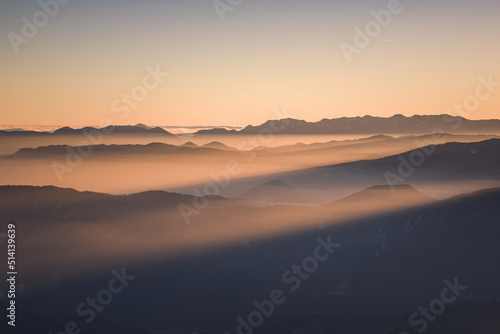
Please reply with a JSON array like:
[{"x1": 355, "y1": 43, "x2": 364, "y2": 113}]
[{"x1": 2, "y1": 0, "x2": 500, "y2": 332}]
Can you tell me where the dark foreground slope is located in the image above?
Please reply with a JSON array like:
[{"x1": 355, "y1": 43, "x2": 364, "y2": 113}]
[{"x1": 0, "y1": 186, "x2": 499, "y2": 333}]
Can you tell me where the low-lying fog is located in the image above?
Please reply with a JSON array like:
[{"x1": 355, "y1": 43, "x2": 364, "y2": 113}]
[
  {"x1": 1, "y1": 183, "x2": 437, "y2": 282},
  {"x1": 0, "y1": 133, "x2": 498, "y2": 201}
]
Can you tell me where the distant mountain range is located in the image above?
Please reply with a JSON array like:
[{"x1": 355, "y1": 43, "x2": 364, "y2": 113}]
[
  {"x1": 2, "y1": 115, "x2": 500, "y2": 137},
  {"x1": 11, "y1": 134, "x2": 499, "y2": 161},
  {"x1": 162, "y1": 138, "x2": 500, "y2": 202},
  {"x1": 0, "y1": 123, "x2": 177, "y2": 137},
  {"x1": 196, "y1": 114, "x2": 500, "y2": 135},
  {"x1": 13, "y1": 142, "x2": 226, "y2": 157},
  {"x1": 264, "y1": 138, "x2": 500, "y2": 193}
]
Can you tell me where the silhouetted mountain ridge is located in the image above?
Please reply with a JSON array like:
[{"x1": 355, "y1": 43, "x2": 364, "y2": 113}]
[
  {"x1": 334, "y1": 184, "x2": 434, "y2": 204},
  {"x1": 277, "y1": 138, "x2": 500, "y2": 189},
  {"x1": 54, "y1": 124, "x2": 176, "y2": 136},
  {"x1": 196, "y1": 114, "x2": 500, "y2": 135},
  {"x1": 0, "y1": 124, "x2": 177, "y2": 137},
  {"x1": 13, "y1": 142, "x2": 227, "y2": 157}
]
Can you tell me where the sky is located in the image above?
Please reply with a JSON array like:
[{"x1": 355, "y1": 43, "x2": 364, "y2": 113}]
[{"x1": 1, "y1": 0, "x2": 499, "y2": 127}]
